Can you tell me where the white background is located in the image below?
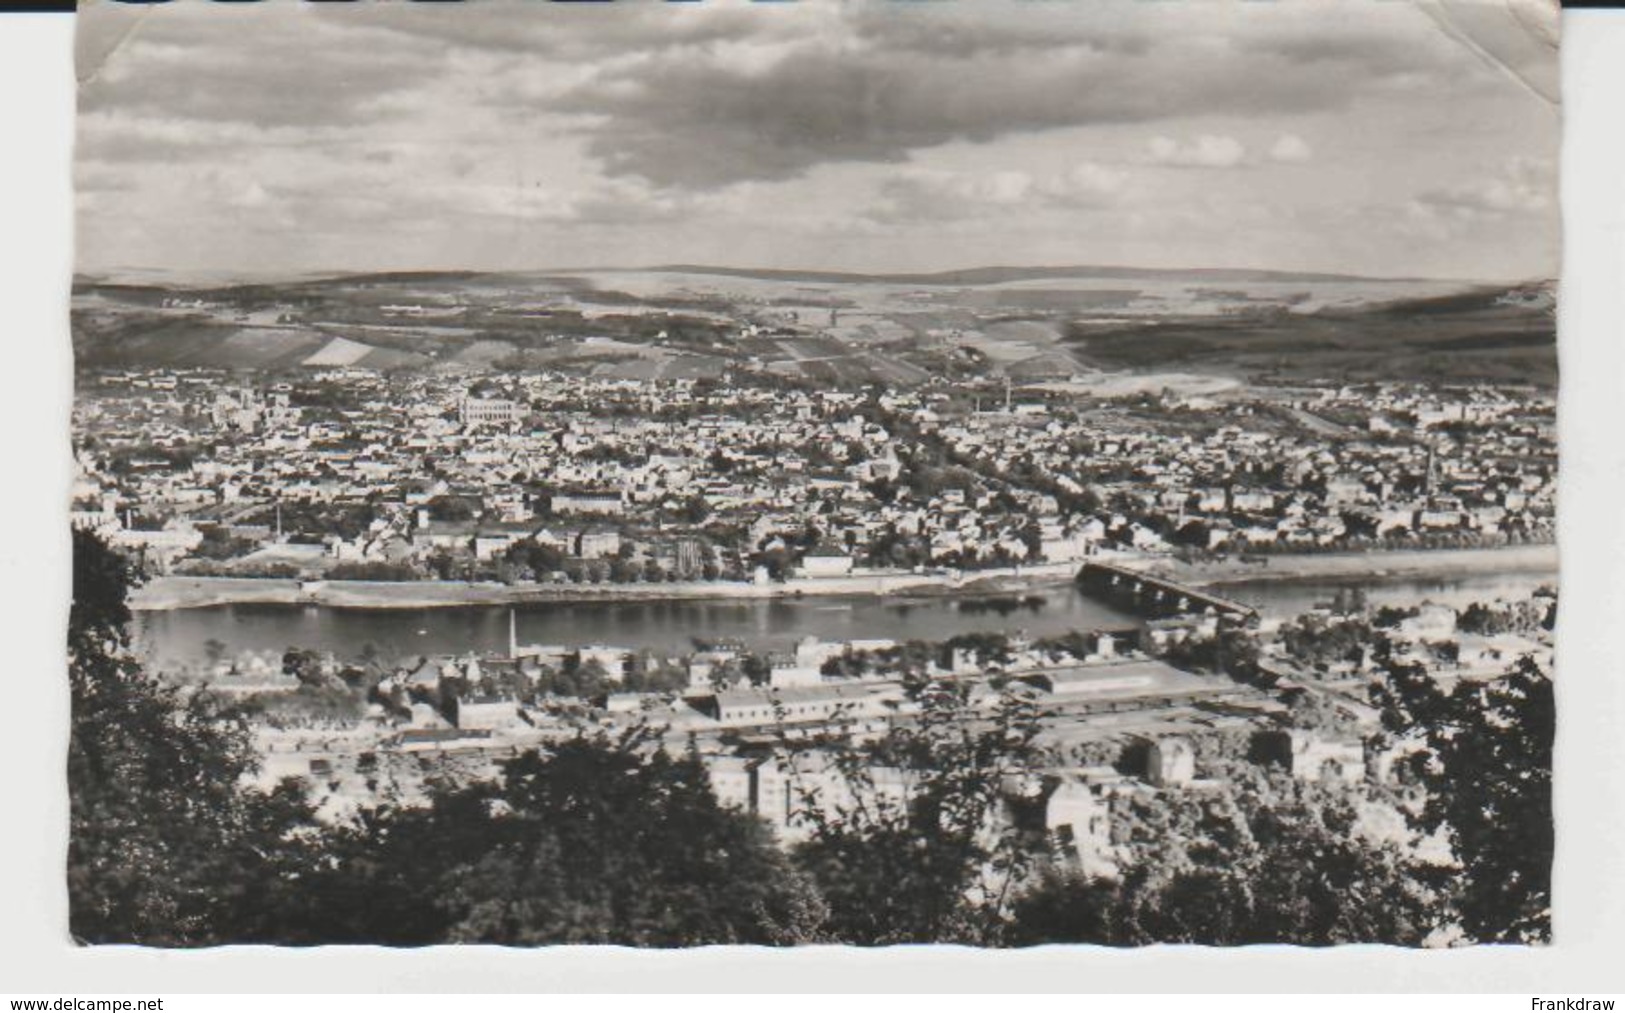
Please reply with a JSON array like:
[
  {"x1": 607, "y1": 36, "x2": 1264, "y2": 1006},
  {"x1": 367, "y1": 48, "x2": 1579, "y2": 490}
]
[{"x1": 0, "y1": 5, "x2": 1621, "y2": 995}]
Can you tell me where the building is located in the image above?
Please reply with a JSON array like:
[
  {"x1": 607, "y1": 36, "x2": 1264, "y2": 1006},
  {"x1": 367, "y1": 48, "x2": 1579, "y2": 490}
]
[
  {"x1": 795, "y1": 546, "x2": 854, "y2": 579},
  {"x1": 711, "y1": 751, "x2": 918, "y2": 844},
  {"x1": 704, "y1": 755, "x2": 756, "y2": 813},
  {"x1": 472, "y1": 521, "x2": 542, "y2": 560},
  {"x1": 1044, "y1": 774, "x2": 1119, "y2": 878},
  {"x1": 1146, "y1": 737, "x2": 1196, "y2": 787},
  {"x1": 575, "y1": 528, "x2": 622, "y2": 559},
  {"x1": 551, "y1": 491, "x2": 626, "y2": 515},
  {"x1": 697, "y1": 682, "x2": 900, "y2": 727},
  {"x1": 767, "y1": 654, "x2": 824, "y2": 689},
  {"x1": 675, "y1": 538, "x2": 704, "y2": 575},
  {"x1": 1022, "y1": 665, "x2": 1158, "y2": 698},
  {"x1": 1256, "y1": 729, "x2": 1368, "y2": 784},
  {"x1": 451, "y1": 694, "x2": 523, "y2": 731},
  {"x1": 572, "y1": 645, "x2": 629, "y2": 682},
  {"x1": 459, "y1": 397, "x2": 522, "y2": 428},
  {"x1": 69, "y1": 493, "x2": 119, "y2": 534}
]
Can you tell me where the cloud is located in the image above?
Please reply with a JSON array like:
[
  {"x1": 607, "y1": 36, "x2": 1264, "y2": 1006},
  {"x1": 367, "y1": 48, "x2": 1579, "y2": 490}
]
[
  {"x1": 1141, "y1": 132, "x2": 1311, "y2": 170},
  {"x1": 76, "y1": 0, "x2": 1490, "y2": 194},
  {"x1": 871, "y1": 169, "x2": 1033, "y2": 224},
  {"x1": 1146, "y1": 135, "x2": 1247, "y2": 169},
  {"x1": 1049, "y1": 163, "x2": 1131, "y2": 201},
  {"x1": 534, "y1": 1, "x2": 1474, "y2": 188},
  {"x1": 70, "y1": 0, "x2": 1558, "y2": 281},
  {"x1": 80, "y1": 10, "x2": 444, "y2": 130},
  {"x1": 230, "y1": 182, "x2": 271, "y2": 210},
  {"x1": 870, "y1": 163, "x2": 1127, "y2": 224},
  {"x1": 1268, "y1": 134, "x2": 1314, "y2": 164},
  {"x1": 1412, "y1": 158, "x2": 1553, "y2": 218}
]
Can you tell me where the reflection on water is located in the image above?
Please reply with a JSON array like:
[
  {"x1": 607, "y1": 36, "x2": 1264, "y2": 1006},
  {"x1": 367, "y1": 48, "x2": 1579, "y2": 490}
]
[
  {"x1": 133, "y1": 590, "x2": 1131, "y2": 671},
  {"x1": 954, "y1": 594, "x2": 1050, "y2": 618},
  {"x1": 132, "y1": 570, "x2": 1556, "y2": 673}
]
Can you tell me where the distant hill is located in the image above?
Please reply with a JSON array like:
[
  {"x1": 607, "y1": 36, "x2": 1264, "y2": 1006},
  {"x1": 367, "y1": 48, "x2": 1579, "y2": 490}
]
[
  {"x1": 1063, "y1": 283, "x2": 1557, "y2": 386},
  {"x1": 69, "y1": 267, "x2": 1554, "y2": 387},
  {"x1": 632, "y1": 264, "x2": 1419, "y2": 286}
]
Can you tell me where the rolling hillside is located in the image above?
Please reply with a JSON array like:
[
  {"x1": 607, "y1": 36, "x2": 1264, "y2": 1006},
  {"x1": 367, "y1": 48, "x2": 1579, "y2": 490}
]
[{"x1": 70, "y1": 268, "x2": 1555, "y2": 387}]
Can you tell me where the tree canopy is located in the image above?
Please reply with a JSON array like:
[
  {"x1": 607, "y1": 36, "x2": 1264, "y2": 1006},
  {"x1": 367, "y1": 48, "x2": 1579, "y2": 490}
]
[
  {"x1": 69, "y1": 527, "x2": 314, "y2": 944},
  {"x1": 1372, "y1": 654, "x2": 1554, "y2": 943},
  {"x1": 287, "y1": 733, "x2": 825, "y2": 946}
]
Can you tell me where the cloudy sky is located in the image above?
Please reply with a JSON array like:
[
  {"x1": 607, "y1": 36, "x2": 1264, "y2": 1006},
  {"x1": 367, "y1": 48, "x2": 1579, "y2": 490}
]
[{"x1": 75, "y1": 0, "x2": 1560, "y2": 281}]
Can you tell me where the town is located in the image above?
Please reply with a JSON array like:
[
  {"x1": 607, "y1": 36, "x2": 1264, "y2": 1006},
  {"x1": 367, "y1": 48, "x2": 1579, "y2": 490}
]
[
  {"x1": 53, "y1": 0, "x2": 1568, "y2": 954},
  {"x1": 72, "y1": 368, "x2": 1554, "y2": 590},
  {"x1": 69, "y1": 360, "x2": 1558, "y2": 882}
]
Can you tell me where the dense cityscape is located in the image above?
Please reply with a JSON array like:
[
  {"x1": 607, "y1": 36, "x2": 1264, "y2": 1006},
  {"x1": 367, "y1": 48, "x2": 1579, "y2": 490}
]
[
  {"x1": 74, "y1": 366, "x2": 1553, "y2": 585},
  {"x1": 31, "y1": 0, "x2": 1578, "y2": 986},
  {"x1": 67, "y1": 273, "x2": 1557, "y2": 946}
]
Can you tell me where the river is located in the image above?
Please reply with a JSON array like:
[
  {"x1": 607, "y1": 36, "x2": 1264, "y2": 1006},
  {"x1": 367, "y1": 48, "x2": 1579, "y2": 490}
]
[{"x1": 131, "y1": 568, "x2": 1556, "y2": 674}]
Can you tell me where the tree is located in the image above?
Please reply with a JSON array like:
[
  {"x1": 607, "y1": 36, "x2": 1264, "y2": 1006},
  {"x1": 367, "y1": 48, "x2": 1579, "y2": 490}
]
[
  {"x1": 202, "y1": 637, "x2": 228, "y2": 669},
  {"x1": 1278, "y1": 612, "x2": 1375, "y2": 672},
  {"x1": 1005, "y1": 870, "x2": 1124, "y2": 945},
  {"x1": 1158, "y1": 626, "x2": 1260, "y2": 683},
  {"x1": 68, "y1": 528, "x2": 315, "y2": 945},
  {"x1": 426, "y1": 494, "x2": 479, "y2": 522},
  {"x1": 678, "y1": 495, "x2": 711, "y2": 525},
  {"x1": 1019, "y1": 521, "x2": 1044, "y2": 560},
  {"x1": 298, "y1": 732, "x2": 826, "y2": 946},
  {"x1": 1371, "y1": 655, "x2": 1554, "y2": 943},
  {"x1": 1009, "y1": 777, "x2": 1438, "y2": 946},
  {"x1": 281, "y1": 647, "x2": 329, "y2": 688},
  {"x1": 506, "y1": 538, "x2": 567, "y2": 580},
  {"x1": 191, "y1": 526, "x2": 256, "y2": 562},
  {"x1": 1172, "y1": 519, "x2": 1210, "y2": 548},
  {"x1": 787, "y1": 684, "x2": 1045, "y2": 945}
]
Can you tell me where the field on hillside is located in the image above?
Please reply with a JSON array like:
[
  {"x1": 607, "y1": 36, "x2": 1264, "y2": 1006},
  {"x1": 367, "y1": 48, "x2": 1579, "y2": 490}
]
[
  {"x1": 1062, "y1": 286, "x2": 1557, "y2": 386},
  {"x1": 70, "y1": 268, "x2": 1555, "y2": 388}
]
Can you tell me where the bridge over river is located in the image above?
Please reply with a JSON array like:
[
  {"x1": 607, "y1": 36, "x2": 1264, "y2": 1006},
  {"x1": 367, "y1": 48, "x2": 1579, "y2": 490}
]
[{"x1": 1077, "y1": 561, "x2": 1261, "y2": 622}]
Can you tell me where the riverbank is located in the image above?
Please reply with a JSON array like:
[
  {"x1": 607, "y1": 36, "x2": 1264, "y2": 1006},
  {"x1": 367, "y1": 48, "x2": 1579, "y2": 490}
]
[
  {"x1": 1167, "y1": 543, "x2": 1558, "y2": 588},
  {"x1": 128, "y1": 544, "x2": 1557, "y2": 612},
  {"x1": 130, "y1": 563, "x2": 1082, "y2": 612}
]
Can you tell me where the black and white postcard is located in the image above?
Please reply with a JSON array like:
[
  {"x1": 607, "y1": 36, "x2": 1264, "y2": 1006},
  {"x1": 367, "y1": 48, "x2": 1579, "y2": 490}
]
[{"x1": 67, "y1": 0, "x2": 1559, "y2": 948}]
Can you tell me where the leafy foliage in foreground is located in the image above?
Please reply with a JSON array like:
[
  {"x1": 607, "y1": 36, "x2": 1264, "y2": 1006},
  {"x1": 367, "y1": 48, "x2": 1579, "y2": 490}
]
[
  {"x1": 1010, "y1": 781, "x2": 1438, "y2": 946},
  {"x1": 1372, "y1": 654, "x2": 1555, "y2": 943},
  {"x1": 788, "y1": 683, "x2": 1045, "y2": 945},
  {"x1": 286, "y1": 736, "x2": 826, "y2": 946},
  {"x1": 68, "y1": 527, "x2": 313, "y2": 944}
]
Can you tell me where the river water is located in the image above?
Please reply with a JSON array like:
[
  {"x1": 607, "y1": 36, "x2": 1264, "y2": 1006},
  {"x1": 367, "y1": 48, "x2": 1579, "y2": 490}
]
[{"x1": 131, "y1": 568, "x2": 1556, "y2": 673}]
